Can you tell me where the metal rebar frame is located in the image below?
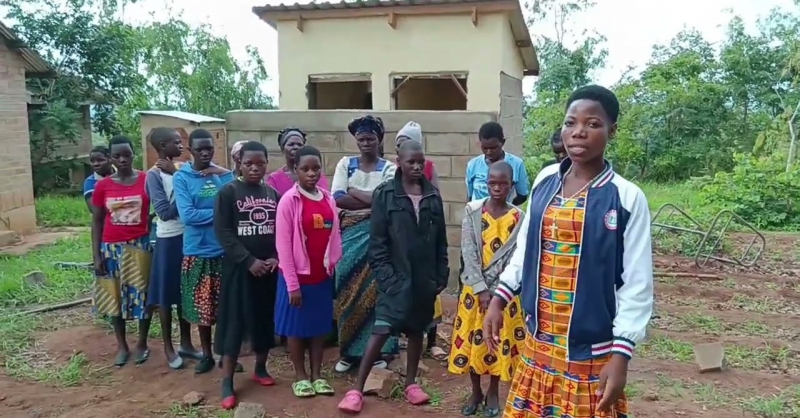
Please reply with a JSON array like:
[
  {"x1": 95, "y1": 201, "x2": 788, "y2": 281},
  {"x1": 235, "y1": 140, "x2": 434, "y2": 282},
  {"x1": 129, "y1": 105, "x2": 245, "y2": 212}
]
[{"x1": 651, "y1": 204, "x2": 766, "y2": 268}]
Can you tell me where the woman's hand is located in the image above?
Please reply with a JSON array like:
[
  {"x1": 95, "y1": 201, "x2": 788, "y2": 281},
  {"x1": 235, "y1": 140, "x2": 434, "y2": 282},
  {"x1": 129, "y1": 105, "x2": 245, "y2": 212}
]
[
  {"x1": 477, "y1": 291, "x2": 492, "y2": 312},
  {"x1": 93, "y1": 256, "x2": 107, "y2": 276},
  {"x1": 289, "y1": 289, "x2": 302, "y2": 307},
  {"x1": 483, "y1": 297, "x2": 505, "y2": 353},
  {"x1": 264, "y1": 258, "x2": 279, "y2": 273},
  {"x1": 596, "y1": 354, "x2": 629, "y2": 413},
  {"x1": 249, "y1": 259, "x2": 269, "y2": 276}
]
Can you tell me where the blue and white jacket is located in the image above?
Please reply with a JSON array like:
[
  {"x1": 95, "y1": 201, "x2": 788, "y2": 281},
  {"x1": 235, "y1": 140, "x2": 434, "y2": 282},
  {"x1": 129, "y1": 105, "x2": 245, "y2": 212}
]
[{"x1": 493, "y1": 160, "x2": 653, "y2": 361}]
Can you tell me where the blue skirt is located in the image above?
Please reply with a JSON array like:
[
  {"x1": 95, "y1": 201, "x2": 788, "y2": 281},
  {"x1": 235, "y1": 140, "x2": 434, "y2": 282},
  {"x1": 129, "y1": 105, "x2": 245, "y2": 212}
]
[
  {"x1": 275, "y1": 272, "x2": 333, "y2": 338},
  {"x1": 147, "y1": 234, "x2": 184, "y2": 308}
]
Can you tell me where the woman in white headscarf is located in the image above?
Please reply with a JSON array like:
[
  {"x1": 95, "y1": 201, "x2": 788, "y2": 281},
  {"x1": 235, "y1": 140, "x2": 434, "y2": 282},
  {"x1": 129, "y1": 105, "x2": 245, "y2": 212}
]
[{"x1": 230, "y1": 140, "x2": 247, "y2": 176}]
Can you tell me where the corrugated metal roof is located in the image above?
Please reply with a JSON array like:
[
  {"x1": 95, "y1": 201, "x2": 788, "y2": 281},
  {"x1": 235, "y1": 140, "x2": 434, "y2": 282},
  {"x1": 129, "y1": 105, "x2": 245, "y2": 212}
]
[
  {"x1": 137, "y1": 110, "x2": 226, "y2": 123},
  {"x1": 0, "y1": 20, "x2": 54, "y2": 77},
  {"x1": 253, "y1": 0, "x2": 538, "y2": 75}
]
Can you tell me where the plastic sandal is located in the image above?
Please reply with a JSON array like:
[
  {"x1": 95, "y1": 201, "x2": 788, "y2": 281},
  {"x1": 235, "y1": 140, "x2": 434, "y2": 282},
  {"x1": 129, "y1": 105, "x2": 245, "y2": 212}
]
[
  {"x1": 177, "y1": 347, "x2": 204, "y2": 360},
  {"x1": 405, "y1": 384, "x2": 431, "y2": 406},
  {"x1": 337, "y1": 390, "x2": 364, "y2": 413},
  {"x1": 291, "y1": 380, "x2": 316, "y2": 398},
  {"x1": 221, "y1": 395, "x2": 237, "y2": 410},
  {"x1": 252, "y1": 372, "x2": 275, "y2": 386},
  {"x1": 312, "y1": 379, "x2": 335, "y2": 395},
  {"x1": 114, "y1": 350, "x2": 130, "y2": 367},
  {"x1": 194, "y1": 357, "x2": 215, "y2": 374},
  {"x1": 461, "y1": 395, "x2": 484, "y2": 416},
  {"x1": 167, "y1": 355, "x2": 184, "y2": 370},
  {"x1": 134, "y1": 348, "x2": 150, "y2": 365}
]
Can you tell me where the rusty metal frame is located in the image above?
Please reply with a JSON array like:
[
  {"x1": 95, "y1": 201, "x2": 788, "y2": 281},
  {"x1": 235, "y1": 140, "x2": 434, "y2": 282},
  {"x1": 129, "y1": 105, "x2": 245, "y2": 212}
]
[{"x1": 651, "y1": 204, "x2": 766, "y2": 268}]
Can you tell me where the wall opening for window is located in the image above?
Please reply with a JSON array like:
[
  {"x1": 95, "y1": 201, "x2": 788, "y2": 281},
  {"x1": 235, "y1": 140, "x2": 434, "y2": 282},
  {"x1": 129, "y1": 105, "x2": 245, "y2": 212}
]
[
  {"x1": 392, "y1": 73, "x2": 468, "y2": 110},
  {"x1": 307, "y1": 74, "x2": 372, "y2": 109}
]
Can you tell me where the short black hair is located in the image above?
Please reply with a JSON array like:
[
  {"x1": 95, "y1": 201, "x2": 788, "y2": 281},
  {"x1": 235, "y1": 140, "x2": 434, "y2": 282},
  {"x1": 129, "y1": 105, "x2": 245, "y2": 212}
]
[
  {"x1": 550, "y1": 128, "x2": 562, "y2": 146},
  {"x1": 489, "y1": 160, "x2": 513, "y2": 179},
  {"x1": 108, "y1": 135, "x2": 133, "y2": 150},
  {"x1": 90, "y1": 145, "x2": 109, "y2": 156},
  {"x1": 239, "y1": 140, "x2": 267, "y2": 158},
  {"x1": 149, "y1": 127, "x2": 178, "y2": 150},
  {"x1": 294, "y1": 145, "x2": 321, "y2": 166},
  {"x1": 566, "y1": 85, "x2": 620, "y2": 123},
  {"x1": 479, "y1": 122, "x2": 505, "y2": 142},
  {"x1": 397, "y1": 139, "x2": 424, "y2": 156},
  {"x1": 188, "y1": 128, "x2": 213, "y2": 147}
]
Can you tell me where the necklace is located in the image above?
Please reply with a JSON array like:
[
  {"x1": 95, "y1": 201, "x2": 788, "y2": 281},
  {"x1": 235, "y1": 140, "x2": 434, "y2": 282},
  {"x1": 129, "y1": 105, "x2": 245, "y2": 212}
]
[{"x1": 546, "y1": 166, "x2": 605, "y2": 238}]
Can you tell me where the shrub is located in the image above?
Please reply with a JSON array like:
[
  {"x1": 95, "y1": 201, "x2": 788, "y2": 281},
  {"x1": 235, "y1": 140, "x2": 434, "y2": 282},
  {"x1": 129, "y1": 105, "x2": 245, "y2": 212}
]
[{"x1": 699, "y1": 153, "x2": 800, "y2": 230}]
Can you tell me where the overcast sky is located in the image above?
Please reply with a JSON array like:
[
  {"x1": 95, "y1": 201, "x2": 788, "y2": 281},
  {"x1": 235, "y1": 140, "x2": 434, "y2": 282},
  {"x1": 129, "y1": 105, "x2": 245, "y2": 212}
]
[{"x1": 45, "y1": 0, "x2": 800, "y2": 102}]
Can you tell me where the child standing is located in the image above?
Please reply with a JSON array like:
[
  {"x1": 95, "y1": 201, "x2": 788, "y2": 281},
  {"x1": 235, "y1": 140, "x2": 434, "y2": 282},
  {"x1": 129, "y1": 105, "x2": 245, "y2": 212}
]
[
  {"x1": 448, "y1": 161, "x2": 525, "y2": 417},
  {"x1": 145, "y1": 127, "x2": 202, "y2": 369},
  {"x1": 338, "y1": 139, "x2": 449, "y2": 414},
  {"x1": 275, "y1": 145, "x2": 342, "y2": 398},
  {"x1": 173, "y1": 128, "x2": 235, "y2": 373},
  {"x1": 214, "y1": 141, "x2": 281, "y2": 409},
  {"x1": 83, "y1": 146, "x2": 114, "y2": 213}
]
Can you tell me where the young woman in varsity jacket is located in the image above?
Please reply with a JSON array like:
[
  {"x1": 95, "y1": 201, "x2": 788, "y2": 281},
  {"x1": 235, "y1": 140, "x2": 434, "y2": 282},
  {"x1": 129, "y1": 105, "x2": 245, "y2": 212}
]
[{"x1": 483, "y1": 85, "x2": 654, "y2": 418}]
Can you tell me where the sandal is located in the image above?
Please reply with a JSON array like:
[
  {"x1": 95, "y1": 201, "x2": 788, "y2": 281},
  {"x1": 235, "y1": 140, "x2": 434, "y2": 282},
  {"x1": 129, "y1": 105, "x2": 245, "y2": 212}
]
[
  {"x1": 177, "y1": 347, "x2": 204, "y2": 360},
  {"x1": 292, "y1": 380, "x2": 316, "y2": 398},
  {"x1": 405, "y1": 383, "x2": 431, "y2": 406},
  {"x1": 461, "y1": 394, "x2": 484, "y2": 416},
  {"x1": 338, "y1": 390, "x2": 364, "y2": 413},
  {"x1": 428, "y1": 346, "x2": 448, "y2": 361},
  {"x1": 133, "y1": 348, "x2": 150, "y2": 365},
  {"x1": 114, "y1": 350, "x2": 130, "y2": 367},
  {"x1": 167, "y1": 356, "x2": 185, "y2": 370},
  {"x1": 195, "y1": 357, "x2": 215, "y2": 374},
  {"x1": 312, "y1": 379, "x2": 335, "y2": 395}
]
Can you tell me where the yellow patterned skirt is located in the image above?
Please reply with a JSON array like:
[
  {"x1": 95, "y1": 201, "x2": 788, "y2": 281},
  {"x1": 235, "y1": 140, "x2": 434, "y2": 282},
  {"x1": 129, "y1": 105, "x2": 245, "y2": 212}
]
[
  {"x1": 503, "y1": 335, "x2": 629, "y2": 418},
  {"x1": 93, "y1": 237, "x2": 153, "y2": 320},
  {"x1": 447, "y1": 285, "x2": 525, "y2": 381}
]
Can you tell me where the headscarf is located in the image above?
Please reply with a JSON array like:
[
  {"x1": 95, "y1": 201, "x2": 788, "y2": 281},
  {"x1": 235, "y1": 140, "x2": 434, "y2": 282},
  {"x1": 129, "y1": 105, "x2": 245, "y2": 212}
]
[
  {"x1": 230, "y1": 140, "x2": 247, "y2": 166},
  {"x1": 396, "y1": 121, "x2": 422, "y2": 146},
  {"x1": 277, "y1": 127, "x2": 307, "y2": 150},
  {"x1": 348, "y1": 115, "x2": 385, "y2": 138}
]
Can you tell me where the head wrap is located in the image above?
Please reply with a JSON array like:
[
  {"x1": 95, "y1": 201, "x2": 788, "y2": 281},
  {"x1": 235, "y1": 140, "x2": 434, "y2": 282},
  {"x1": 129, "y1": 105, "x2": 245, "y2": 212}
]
[
  {"x1": 230, "y1": 140, "x2": 247, "y2": 165},
  {"x1": 396, "y1": 121, "x2": 422, "y2": 146},
  {"x1": 348, "y1": 115, "x2": 385, "y2": 138},
  {"x1": 277, "y1": 127, "x2": 307, "y2": 150}
]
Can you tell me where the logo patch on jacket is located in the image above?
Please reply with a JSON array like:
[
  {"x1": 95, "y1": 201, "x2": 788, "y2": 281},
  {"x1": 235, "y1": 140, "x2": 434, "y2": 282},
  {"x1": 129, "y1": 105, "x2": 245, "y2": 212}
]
[{"x1": 604, "y1": 209, "x2": 618, "y2": 230}]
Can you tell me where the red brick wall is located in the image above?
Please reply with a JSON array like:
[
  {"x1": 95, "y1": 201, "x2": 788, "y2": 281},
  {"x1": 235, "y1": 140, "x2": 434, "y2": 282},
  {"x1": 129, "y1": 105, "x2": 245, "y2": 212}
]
[{"x1": 0, "y1": 43, "x2": 36, "y2": 234}]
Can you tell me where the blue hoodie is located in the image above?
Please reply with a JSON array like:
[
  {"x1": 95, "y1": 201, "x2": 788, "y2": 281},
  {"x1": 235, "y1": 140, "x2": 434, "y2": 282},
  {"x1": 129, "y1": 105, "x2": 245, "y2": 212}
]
[{"x1": 173, "y1": 163, "x2": 234, "y2": 258}]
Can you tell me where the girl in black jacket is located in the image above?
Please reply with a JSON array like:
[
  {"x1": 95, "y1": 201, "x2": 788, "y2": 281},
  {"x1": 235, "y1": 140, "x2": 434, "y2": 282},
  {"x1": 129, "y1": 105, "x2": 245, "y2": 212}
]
[{"x1": 338, "y1": 139, "x2": 449, "y2": 414}]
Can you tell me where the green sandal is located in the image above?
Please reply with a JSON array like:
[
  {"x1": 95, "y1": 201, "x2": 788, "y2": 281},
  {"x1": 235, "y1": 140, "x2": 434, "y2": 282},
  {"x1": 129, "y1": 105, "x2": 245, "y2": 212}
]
[
  {"x1": 292, "y1": 380, "x2": 316, "y2": 398},
  {"x1": 312, "y1": 379, "x2": 335, "y2": 395}
]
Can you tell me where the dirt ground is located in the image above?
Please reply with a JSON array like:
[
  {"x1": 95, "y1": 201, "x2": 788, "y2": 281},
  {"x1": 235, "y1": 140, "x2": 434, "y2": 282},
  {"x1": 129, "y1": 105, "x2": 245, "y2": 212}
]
[{"x1": 2, "y1": 231, "x2": 800, "y2": 417}]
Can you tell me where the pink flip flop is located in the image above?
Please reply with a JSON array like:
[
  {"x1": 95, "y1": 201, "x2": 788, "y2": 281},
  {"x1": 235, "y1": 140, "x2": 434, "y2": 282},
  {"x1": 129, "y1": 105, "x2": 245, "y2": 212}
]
[
  {"x1": 404, "y1": 384, "x2": 430, "y2": 406},
  {"x1": 338, "y1": 390, "x2": 364, "y2": 414}
]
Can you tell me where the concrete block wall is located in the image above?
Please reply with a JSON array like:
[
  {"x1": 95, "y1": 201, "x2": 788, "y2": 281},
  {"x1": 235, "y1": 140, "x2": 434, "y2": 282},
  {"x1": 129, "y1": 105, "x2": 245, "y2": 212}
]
[
  {"x1": 0, "y1": 43, "x2": 37, "y2": 234},
  {"x1": 226, "y1": 110, "x2": 499, "y2": 287}
]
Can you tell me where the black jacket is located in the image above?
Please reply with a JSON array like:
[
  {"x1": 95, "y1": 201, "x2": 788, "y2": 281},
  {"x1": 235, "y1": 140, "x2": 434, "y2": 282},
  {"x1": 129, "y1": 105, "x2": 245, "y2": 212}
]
[{"x1": 369, "y1": 171, "x2": 449, "y2": 332}]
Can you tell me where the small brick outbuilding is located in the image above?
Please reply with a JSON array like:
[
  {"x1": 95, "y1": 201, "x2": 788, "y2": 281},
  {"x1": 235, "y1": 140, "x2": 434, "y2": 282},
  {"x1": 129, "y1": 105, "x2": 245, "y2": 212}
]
[{"x1": 0, "y1": 21, "x2": 54, "y2": 238}]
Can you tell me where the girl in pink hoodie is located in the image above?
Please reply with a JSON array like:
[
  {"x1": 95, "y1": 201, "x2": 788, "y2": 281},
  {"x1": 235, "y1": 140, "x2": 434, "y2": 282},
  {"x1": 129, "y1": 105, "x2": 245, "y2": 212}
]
[{"x1": 275, "y1": 145, "x2": 343, "y2": 398}]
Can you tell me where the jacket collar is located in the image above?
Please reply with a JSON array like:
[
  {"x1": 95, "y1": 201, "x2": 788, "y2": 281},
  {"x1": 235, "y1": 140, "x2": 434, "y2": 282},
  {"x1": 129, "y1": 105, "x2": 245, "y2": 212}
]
[
  {"x1": 390, "y1": 167, "x2": 437, "y2": 198},
  {"x1": 557, "y1": 158, "x2": 615, "y2": 188}
]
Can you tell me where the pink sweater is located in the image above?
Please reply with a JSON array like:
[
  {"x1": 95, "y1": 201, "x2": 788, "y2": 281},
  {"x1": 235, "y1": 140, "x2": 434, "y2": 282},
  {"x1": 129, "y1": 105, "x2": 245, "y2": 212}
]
[{"x1": 275, "y1": 184, "x2": 343, "y2": 292}]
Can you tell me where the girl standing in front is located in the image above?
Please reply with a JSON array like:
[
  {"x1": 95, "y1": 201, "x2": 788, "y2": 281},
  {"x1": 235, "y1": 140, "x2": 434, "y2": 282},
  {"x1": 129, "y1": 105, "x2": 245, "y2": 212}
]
[
  {"x1": 214, "y1": 141, "x2": 281, "y2": 409},
  {"x1": 91, "y1": 135, "x2": 153, "y2": 367},
  {"x1": 338, "y1": 139, "x2": 449, "y2": 414},
  {"x1": 275, "y1": 145, "x2": 342, "y2": 398},
  {"x1": 448, "y1": 161, "x2": 525, "y2": 417},
  {"x1": 484, "y1": 85, "x2": 654, "y2": 418},
  {"x1": 332, "y1": 116, "x2": 397, "y2": 373}
]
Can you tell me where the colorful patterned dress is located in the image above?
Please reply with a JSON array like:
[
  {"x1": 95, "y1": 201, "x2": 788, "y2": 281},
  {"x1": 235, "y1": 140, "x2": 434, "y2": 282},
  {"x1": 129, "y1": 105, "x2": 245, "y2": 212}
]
[
  {"x1": 449, "y1": 208, "x2": 525, "y2": 381},
  {"x1": 504, "y1": 192, "x2": 629, "y2": 418}
]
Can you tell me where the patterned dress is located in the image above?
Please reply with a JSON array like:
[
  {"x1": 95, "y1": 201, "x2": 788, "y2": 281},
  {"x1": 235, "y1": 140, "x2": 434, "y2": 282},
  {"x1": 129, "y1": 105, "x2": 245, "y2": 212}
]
[
  {"x1": 504, "y1": 192, "x2": 629, "y2": 418},
  {"x1": 448, "y1": 208, "x2": 525, "y2": 381}
]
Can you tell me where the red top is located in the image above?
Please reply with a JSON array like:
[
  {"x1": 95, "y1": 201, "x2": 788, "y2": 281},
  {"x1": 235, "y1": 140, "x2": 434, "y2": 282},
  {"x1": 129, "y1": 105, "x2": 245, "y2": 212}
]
[
  {"x1": 92, "y1": 172, "x2": 150, "y2": 243},
  {"x1": 299, "y1": 194, "x2": 334, "y2": 285},
  {"x1": 423, "y1": 160, "x2": 435, "y2": 181}
]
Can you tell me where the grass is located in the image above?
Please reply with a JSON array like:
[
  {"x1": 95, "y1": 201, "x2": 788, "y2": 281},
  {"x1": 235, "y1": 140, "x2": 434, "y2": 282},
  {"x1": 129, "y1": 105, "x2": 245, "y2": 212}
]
[
  {"x1": 0, "y1": 232, "x2": 93, "y2": 306},
  {"x1": 638, "y1": 334, "x2": 796, "y2": 371},
  {"x1": 35, "y1": 195, "x2": 91, "y2": 228}
]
